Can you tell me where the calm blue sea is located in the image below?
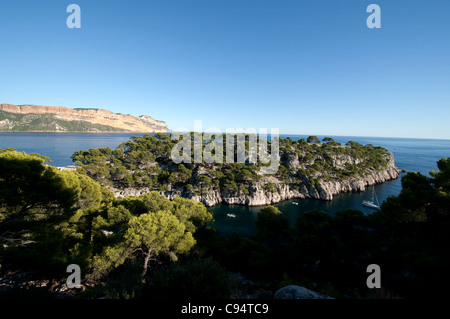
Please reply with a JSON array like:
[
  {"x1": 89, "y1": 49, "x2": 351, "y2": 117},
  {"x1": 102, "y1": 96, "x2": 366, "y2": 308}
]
[
  {"x1": 0, "y1": 132, "x2": 145, "y2": 167},
  {"x1": 1, "y1": 132, "x2": 450, "y2": 236}
]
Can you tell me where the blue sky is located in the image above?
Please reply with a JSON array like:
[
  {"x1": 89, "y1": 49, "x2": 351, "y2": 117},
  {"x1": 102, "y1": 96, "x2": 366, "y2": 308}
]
[{"x1": 1, "y1": 0, "x2": 449, "y2": 139}]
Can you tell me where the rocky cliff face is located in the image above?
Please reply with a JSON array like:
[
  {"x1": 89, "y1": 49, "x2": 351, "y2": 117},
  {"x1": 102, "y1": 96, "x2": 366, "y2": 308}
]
[
  {"x1": 0, "y1": 103, "x2": 170, "y2": 133},
  {"x1": 112, "y1": 153, "x2": 401, "y2": 207},
  {"x1": 190, "y1": 155, "x2": 399, "y2": 206}
]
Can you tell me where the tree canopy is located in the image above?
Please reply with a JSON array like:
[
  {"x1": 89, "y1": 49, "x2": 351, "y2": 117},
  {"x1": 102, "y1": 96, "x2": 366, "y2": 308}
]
[
  {"x1": 3, "y1": 145, "x2": 448, "y2": 300},
  {"x1": 307, "y1": 136, "x2": 321, "y2": 144},
  {"x1": 70, "y1": 133, "x2": 394, "y2": 205},
  {"x1": 0, "y1": 149, "x2": 75, "y2": 231},
  {"x1": 0, "y1": 148, "x2": 213, "y2": 297}
]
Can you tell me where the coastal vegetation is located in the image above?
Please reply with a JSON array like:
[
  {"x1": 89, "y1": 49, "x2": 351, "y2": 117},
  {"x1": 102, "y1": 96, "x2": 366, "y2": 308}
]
[
  {"x1": 70, "y1": 133, "x2": 397, "y2": 204},
  {"x1": 0, "y1": 143, "x2": 449, "y2": 299},
  {"x1": 0, "y1": 148, "x2": 215, "y2": 297}
]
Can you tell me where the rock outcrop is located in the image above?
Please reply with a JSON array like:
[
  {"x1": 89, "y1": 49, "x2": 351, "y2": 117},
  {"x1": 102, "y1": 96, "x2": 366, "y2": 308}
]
[
  {"x1": 274, "y1": 285, "x2": 332, "y2": 299},
  {"x1": 75, "y1": 133, "x2": 402, "y2": 207},
  {"x1": 191, "y1": 161, "x2": 399, "y2": 206},
  {"x1": 112, "y1": 154, "x2": 401, "y2": 207},
  {"x1": 0, "y1": 103, "x2": 170, "y2": 133}
]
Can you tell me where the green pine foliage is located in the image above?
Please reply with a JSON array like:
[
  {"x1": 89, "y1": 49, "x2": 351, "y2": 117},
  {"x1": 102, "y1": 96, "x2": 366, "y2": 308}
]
[
  {"x1": 198, "y1": 158, "x2": 450, "y2": 299},
  {"x1": 71, "y1": 133, "x2": 393, "y2": 200},
  {"x1": 1, "y1": 146, "x2": 449, "y2": 299},
  {"x1": 0, "y1": 148, "x2": 214, "y2": 298}
]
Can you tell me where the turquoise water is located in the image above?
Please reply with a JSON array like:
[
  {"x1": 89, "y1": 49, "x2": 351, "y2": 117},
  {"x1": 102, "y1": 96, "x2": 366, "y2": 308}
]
[{"x1": 1, "y1": 133, "x2": 450, "y2": 237}]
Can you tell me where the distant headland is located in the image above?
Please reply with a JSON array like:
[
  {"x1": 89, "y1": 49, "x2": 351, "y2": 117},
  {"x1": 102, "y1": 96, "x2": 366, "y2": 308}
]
[{"x1": 0, "y1": 103, "x2": 170, "y2": 133}]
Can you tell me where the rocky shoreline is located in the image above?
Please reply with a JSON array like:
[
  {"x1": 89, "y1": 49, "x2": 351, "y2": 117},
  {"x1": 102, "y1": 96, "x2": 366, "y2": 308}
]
[{"x1": 110, "y1": 155, "x2": 402, "y2": 207}]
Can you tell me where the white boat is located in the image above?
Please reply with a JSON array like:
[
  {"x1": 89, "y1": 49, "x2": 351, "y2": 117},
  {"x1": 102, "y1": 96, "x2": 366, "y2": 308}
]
[
  {"x1": 227, "y1": 213, "x2": 236, "y2": 218},
  {"x1": 362, "y1": 186, "x2": 380, "y2": 209},
  {"x1": 292, "y1": 202, "x2": 299, "y2": 205}
]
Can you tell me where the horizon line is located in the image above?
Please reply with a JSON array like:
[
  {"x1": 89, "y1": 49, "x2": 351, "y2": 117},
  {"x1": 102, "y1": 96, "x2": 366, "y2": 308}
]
[{"x1": 169, "y1": 130, "x2": 450, "y2": 141}]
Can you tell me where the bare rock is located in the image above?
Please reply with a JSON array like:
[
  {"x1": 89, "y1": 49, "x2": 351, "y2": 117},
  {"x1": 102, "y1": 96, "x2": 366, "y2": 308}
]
[
  {"x1": 0, "y1": 103, "x2": 170, "y2": 133},
  {"x1": 274, "y1": 285, "x2": 332, "y2": 299}
]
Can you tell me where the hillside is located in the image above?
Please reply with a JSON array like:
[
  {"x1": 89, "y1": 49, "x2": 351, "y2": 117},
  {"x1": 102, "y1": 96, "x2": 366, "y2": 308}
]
[
  {"x1": 71, "y1": 133, "x2": 402, "y2": 206},
  {"x1": 0, "y1": 103, "x2": 170, "y2": 133},
  {"x1": 1, "y1": 137, "x2": 448, "y2": 301}
]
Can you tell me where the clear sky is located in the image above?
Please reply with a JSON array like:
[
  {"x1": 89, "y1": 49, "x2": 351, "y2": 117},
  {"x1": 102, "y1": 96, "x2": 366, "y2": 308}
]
[{"x1": 1, "y1": 0, "x2": 449, "y2": 139}]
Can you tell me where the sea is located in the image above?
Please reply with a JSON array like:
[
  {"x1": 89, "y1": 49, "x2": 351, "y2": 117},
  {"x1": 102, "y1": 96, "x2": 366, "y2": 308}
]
[{"x1": 1, "y1": 132, "x2": 450, "y2": 237}]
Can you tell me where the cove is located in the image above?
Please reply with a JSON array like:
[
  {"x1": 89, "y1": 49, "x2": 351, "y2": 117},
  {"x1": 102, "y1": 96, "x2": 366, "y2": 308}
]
[{"x1": 208, "y1": 177, "x2": 403, "y2": 237}]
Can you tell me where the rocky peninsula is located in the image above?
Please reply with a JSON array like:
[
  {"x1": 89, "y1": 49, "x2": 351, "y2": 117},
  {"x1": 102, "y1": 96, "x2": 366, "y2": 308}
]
[{"x1": 72, "y1": 133, "x2": 402, "y2": 207}]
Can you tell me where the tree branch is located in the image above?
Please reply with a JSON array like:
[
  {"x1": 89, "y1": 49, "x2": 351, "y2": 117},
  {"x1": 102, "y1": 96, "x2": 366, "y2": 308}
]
[{"x1": 0, "y1": 235, "x2": 36, "y2": 246}]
